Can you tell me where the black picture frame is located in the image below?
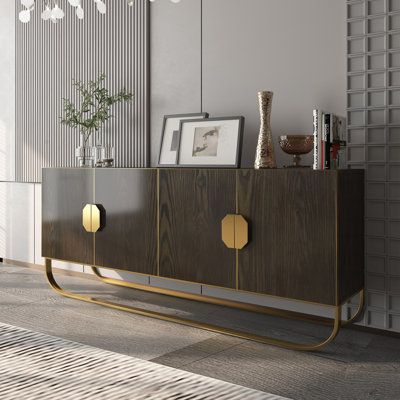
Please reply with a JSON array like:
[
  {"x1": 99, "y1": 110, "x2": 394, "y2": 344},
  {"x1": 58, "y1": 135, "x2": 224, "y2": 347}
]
[
  {"x1": 158, "y1": 113, "x2": 209, "y2": 167},
  {"x1": 176, "y1": 116, "x2": 245, "y2": 168}
]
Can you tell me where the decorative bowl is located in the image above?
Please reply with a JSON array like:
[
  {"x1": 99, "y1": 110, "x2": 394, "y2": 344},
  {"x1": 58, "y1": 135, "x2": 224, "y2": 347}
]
[{"x1": 278, "y1": 135, "x2": 314, "y2": 168}]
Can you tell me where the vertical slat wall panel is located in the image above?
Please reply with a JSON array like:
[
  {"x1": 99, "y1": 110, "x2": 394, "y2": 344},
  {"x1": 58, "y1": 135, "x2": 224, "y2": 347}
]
[{"x1": 15, "y1": 0, "x2": 149, "y2": 183}]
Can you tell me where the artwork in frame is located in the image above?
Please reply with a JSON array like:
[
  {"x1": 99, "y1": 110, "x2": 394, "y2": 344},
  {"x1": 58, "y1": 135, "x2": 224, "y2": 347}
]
[
  {"x1": 177, "y1": 117, "x2": 244, "y2": 168},
  {"x1": 158, "y1": 113, "x2": 209, "y2": 166}
]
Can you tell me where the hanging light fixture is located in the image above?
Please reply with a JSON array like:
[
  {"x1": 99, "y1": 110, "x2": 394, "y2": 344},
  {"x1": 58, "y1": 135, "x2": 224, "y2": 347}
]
[
  {"x1": 18, "y1": 0, "x2": 35, "y2": 23},
  {"x1": 126, "y1": 0, "x2": 182, "y2": 6},
  {"x1": 147, "y1": 0, "x2": 182, "y2": 3},
  {"x1": 19, "y1": 0, "x2": 181, "y2": 23},
  {"x1": 18, "y1": 0, "x2": 107, "y2": 23}
]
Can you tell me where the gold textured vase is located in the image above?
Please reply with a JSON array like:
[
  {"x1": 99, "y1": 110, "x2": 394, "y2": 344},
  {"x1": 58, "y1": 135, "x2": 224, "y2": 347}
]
[{"x1": 254, "y1": 91, "x2": 277, "y2": 169}]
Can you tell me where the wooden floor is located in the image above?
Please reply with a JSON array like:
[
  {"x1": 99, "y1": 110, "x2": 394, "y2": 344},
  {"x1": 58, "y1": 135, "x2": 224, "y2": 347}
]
[{"x1": 0, "y1": 262, "x2": 399, "y2": 400}]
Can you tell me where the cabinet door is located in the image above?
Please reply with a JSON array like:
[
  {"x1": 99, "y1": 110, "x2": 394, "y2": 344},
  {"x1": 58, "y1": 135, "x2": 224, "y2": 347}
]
[
  {"x1": 42, "y1": 168, "x2": 94, "y2": 265},
  {"x1": 238, "y1": 170, "x2": 337, "y2": 305},
  {"x1": 159, "y1": 169, "x2": 236, "y2": 288},
  {"x1": 94, "y1": 169, "x2": 157, "y2": 275}
]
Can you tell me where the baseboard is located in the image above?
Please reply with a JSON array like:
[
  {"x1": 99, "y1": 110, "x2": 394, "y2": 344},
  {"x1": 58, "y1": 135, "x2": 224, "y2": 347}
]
[
  {"x1": 1, "y1": 259, "x2": 98, "y2": 281},
  {"x1": 2, "y1": 258, "x2": 399, "y2": 339},
  {"x1": 347, "y1": 323, "x2": 400, "y2": 338}
]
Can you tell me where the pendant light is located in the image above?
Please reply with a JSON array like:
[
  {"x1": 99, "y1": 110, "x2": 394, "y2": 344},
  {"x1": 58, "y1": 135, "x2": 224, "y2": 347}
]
[{"x1": 19, "y1": 0, "x2": 181, "y2": 23}]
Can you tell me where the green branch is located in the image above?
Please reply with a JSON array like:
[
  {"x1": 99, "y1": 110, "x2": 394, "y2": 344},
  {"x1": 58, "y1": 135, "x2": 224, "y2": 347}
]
[{"x1": 61, "y1": 74, "x2": 134, "y2": 136}]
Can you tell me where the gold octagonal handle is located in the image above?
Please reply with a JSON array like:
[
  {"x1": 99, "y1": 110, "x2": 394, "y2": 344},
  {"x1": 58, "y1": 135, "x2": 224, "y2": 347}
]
[
  {"x1": 82, "y1": 204, "x2": 101, "y2": 233},
  {"x1": 221, "y1": 214, "x2": 248, "y2": 250},
  {"x1": 234, "y1": 215, "x2": 249, "y2": 250},
  {"x1": 222, "y1": 215, "x2": 236, "y2": 248}
]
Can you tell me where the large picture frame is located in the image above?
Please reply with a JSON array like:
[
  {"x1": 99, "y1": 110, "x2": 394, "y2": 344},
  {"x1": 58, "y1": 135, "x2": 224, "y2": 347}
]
[
  {"x1": 177, "y1": 116, "x2": 244, "y2": 168},
  {"x1": 158, "y1": 113, "x2": 209, "y2": 166}
]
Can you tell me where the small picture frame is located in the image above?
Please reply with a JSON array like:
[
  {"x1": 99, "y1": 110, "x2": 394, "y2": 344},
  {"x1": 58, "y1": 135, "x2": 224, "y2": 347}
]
[
  {"x1": 177, "y1": 116, "x2": 244, "y2": 168},
  {"x1": 158, "y1": 113, "x2": 209, "y2": 166}
]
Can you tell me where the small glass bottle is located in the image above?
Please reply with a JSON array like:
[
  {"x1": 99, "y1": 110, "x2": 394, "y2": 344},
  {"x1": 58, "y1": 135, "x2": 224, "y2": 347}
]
[
  {"x1": 101, "y1": 145, "x2": 115, "y2": 168},
  {"x1": 94, "y1": 131, "x2": 105, "y2": 168}
]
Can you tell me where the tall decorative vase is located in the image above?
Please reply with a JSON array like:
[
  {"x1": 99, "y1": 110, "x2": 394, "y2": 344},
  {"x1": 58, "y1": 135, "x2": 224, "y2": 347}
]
[{"x1": 254, "y1": 91, "x2": 277, "y2": 169}]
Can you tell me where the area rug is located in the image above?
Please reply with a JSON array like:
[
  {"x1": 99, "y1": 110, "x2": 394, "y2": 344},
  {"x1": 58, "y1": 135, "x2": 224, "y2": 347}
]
[{"x1": 0, "y1": 322, "x2": 290, "y2": 399}]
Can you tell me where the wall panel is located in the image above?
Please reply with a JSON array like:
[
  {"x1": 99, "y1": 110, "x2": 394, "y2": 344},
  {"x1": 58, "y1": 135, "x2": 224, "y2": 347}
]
[
  {"x1": 150, "y1": 0, "x2": 201, "y2": 166},
  {"x1": 202, "y1": 0, "x2": 346, "y2": 167},
  {"x1": 16, "y1": 0, "x2": 149, "y2": 182},
  {"x1": 347, "y1": 0, "x2": 400, "y2": 332},
  {"x1": 0, "y1": 0, "x2": 15, "y2": 181},
  {"x1": 150, "y1": 0, "x2": 346, "y2": 167}
]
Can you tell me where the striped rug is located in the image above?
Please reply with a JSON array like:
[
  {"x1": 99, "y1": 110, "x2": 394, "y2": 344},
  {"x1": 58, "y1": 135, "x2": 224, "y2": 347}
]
[{"x1": 0, "y1": 322, "x2": 290, "y2": 400}]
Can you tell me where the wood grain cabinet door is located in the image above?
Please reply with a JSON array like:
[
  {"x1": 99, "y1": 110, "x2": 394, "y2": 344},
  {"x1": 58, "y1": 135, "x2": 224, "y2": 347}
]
[
  {"x1": 94, "y1": 169, "x2": 157, "y2": 275},
  {"x1": 42, "y1": 168, "x2": 94, "y2": 265},
  {"x1": 237, "y1": 170, "x2": 337, "y2": 305},
  {"x1": 159, "y1": 169, "x2": 236, "y2": 288}
]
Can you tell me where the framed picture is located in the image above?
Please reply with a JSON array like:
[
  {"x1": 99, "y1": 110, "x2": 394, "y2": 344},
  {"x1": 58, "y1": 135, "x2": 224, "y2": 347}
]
[
  {"x1": 177, "y1": 117, "x2": 244, "y2": 168},
  {"x1": 158, "y1": 113, "x2": 209, "y2": 166}
]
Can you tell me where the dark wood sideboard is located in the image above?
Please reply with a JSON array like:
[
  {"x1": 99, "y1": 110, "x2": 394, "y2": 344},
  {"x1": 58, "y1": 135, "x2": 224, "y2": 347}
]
[{"x1": 42, "y1": 168, "x2": 365, "y2": 350}]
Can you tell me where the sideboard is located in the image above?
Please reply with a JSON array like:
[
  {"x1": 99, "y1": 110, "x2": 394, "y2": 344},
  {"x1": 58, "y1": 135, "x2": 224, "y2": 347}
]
[{"x1": 42, "y1": 168, "x2": 365, "y2": 350}]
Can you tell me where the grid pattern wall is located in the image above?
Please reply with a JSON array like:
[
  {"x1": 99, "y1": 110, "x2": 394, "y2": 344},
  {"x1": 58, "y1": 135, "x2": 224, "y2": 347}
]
[
  {"x1": 16, "y1": 0, "x2": 149, "y2": 183},
  {"x1": 347, "y1": 0, "x2": 400, "y2": 332}
]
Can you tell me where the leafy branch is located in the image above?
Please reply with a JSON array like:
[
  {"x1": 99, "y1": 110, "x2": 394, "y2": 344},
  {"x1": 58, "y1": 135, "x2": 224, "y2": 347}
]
[{"x1": 61, "y1": 74, "x2": 133, "y2": 146}]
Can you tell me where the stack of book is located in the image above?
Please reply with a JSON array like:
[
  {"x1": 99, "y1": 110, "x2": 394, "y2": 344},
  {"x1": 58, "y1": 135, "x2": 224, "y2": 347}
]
[{"x1": 313, "y1": 110, "x2": 347, "y2": 170}]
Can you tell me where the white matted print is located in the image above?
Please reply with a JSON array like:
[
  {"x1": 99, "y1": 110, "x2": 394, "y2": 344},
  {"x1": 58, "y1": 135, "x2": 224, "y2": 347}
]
[
  {"x1": 178, "y1": 117, "x2": 244, "y2": 167},
  {"x1": 158, "y1": 113, "x2": 209, "y2": 166},
  {"x1": 192, "y1": 126, "x2": 220, "y2": 157}
]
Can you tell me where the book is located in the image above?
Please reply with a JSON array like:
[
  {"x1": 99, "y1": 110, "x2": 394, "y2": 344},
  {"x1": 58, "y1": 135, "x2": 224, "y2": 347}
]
[
  {"x1": 312, "y1": 110, "x2": 318, "y2": 170},
  {"x1": 313, "y1": 109, "x2": 323, "y2": 170},
  {"x1": 330, "y1": 115, "x2": 347, "y2": 169},
  {"x1": 324, "y1": 113, "x2": 331, "y2": 170},
  {"x1": 313, "y1": 110, "x2": 347, "y2": 170}
]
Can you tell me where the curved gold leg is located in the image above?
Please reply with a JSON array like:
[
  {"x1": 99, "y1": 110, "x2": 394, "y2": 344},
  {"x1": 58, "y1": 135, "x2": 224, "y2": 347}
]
[
  {"x1": 46, "y1": 259, "x2": 343, "y2": 351},
  {"x1": 91, "y1": 266, "x2": 365, "y2": 327},
  {"x1": 341, "y1": 289, "x2": 365, "y2": 326},
  {"x1": 91, "y1": 267, "x2": 332, "y2": 323}
]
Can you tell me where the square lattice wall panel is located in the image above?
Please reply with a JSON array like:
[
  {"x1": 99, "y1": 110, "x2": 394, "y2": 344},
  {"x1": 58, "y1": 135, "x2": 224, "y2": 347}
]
[{"x1": 348, "y1": 0, "x2": 400, "y2": 332}]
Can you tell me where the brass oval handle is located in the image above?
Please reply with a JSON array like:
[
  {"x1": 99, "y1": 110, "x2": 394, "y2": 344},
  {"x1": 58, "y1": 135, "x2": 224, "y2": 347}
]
[
  {"x1": 221, "y1": 214, "x2": 248, "y2": 250},
  {"x1": 82, "y1": 204, "x2": 101, "y2": 233}
]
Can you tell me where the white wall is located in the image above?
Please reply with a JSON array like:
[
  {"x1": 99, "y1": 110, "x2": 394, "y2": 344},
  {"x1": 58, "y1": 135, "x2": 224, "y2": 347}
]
[
  {"x1": 0, "y1": 182, "x2": 35, "y2": 263},
  {"x1": 151, "y1": 0, "x2": 346, "y2": 167},
  {"x1": 0, "y1": 0, "x2": 15, "y2": 181}
]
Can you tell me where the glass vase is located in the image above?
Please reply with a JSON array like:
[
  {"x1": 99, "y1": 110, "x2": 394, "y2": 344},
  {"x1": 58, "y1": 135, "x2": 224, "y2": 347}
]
[{"x1": 75, "y1": 132, "x2": 94, "y2": 168}]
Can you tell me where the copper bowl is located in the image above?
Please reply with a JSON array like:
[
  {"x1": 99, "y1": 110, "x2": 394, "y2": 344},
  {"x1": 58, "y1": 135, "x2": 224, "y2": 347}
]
[{"x1": 279, "y1": 135, "x2": 314, "y2": 168}]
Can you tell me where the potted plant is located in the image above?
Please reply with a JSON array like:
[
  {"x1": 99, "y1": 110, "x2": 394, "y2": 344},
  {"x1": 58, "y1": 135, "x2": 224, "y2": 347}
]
[{"x1": 61, "y1": 74, "x2": 133, "y2": 167}]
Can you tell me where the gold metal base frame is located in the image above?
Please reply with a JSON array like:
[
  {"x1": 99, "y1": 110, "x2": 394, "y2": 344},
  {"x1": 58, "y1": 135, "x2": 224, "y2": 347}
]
[{"x1": 45, "y1": 259, "x2": 365, "y2": 351}]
